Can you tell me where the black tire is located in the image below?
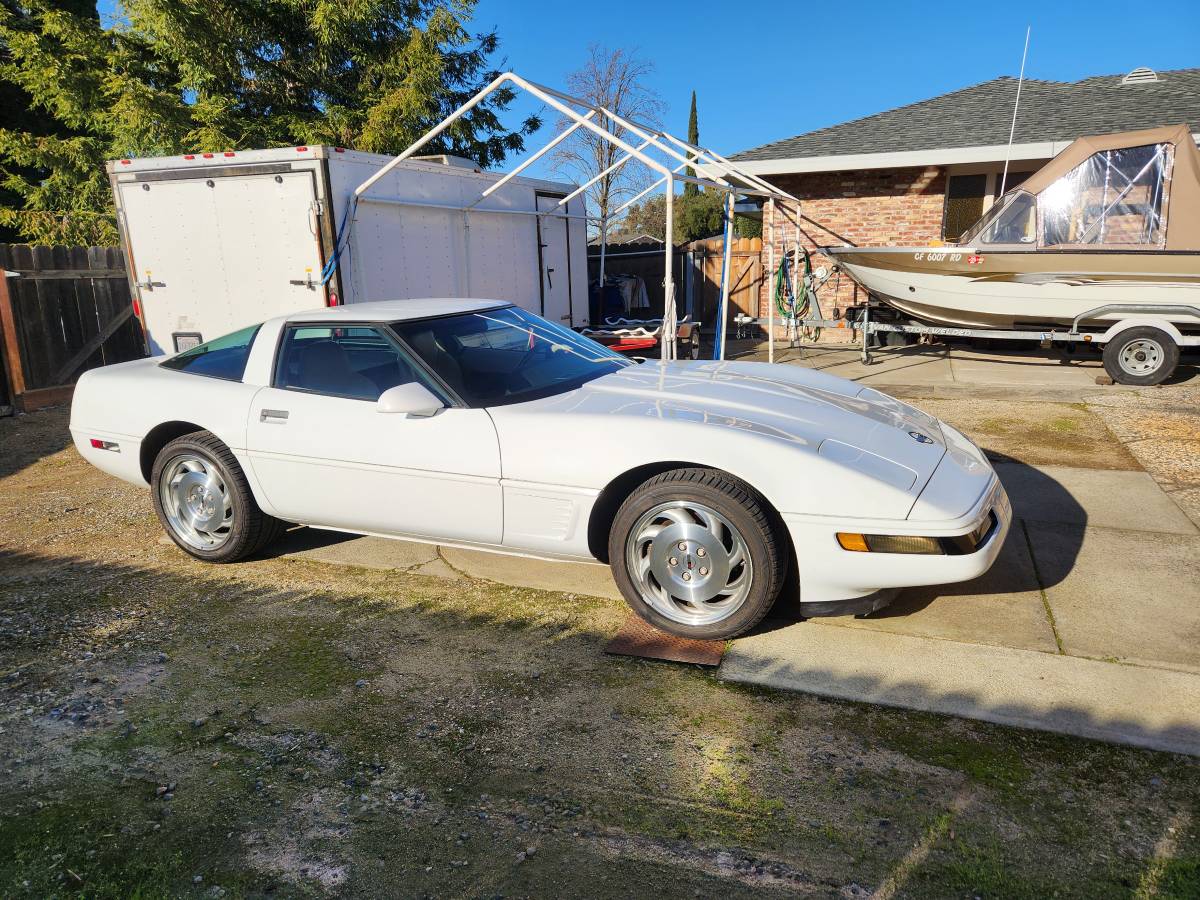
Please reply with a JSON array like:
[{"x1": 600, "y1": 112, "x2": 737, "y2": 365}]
[
  {"x1": 151, "y1": 430, "x2": 286, "y2": 563},
  {"x1": 1102, "y1": 326, "x2": 1179, "y2": 386},
  {"x1": 608, "y1": 467, "x2": 786, "y2": 640},
  {"x1": 688, "y1": 330, "x2": 702, "y2": 360}
]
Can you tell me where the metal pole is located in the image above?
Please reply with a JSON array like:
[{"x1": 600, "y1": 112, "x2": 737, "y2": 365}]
[
  {"x1": 861, "y1": 301, "x2": 871, "y2": 365},
  {"x1": 355, "y1": 71, "x2": 512, "y2": 197},
  {"x1": 716, "y1": 192, "x2": 734, "y2": 360},
  {"x1": 477, "y1": 112, "x2": 596, "y2": 200},
  {"x1": 790, "y1": 220, "x2": 801, "y2": 346},
  {"x1": 599, "y1": 213, "x2": 608, "y2": 291},
  {"x1": 1000, "y1": 26, "x2": 1031, "y2": 196},
  {"x1": 767, "y1": 199, "x2": 775, "y2": 364},
  {"x1": 663, "y1": 177, "x2": 676, "y2": 361}
]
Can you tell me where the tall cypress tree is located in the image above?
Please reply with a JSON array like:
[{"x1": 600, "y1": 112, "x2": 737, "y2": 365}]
[
  {"x1": 683, "y1": 89, "x2": 698, "y2": 198},
  {"x1": 0, "y1": 0, "x2": 538, "y2": 246}
]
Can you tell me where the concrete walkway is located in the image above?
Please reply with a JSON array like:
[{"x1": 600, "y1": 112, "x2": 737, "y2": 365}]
[{"x1": 730, "y1": 341, "x2": 1199, "y2": 399}]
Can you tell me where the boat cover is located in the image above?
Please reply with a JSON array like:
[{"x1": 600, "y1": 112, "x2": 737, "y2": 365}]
[{"x1": 1020, "y1": 124, "x2": 1200, "y2": 251}]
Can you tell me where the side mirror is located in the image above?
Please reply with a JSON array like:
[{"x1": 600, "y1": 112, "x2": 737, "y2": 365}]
[{"x1": 377, "y1": 382, "x2": 445, "y2": 417}]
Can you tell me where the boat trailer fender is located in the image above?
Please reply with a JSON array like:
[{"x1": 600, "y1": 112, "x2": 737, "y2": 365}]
[{"x1": 1096, "y1": 318, "x2": 1186, "y2": 345}]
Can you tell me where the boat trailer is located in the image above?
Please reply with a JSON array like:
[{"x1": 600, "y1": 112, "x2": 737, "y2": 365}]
[{"x1": 783, "y1": 302, "x2": 1200, "y2": 386}]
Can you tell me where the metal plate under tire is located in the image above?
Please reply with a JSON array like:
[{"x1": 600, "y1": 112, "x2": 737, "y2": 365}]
[{"x1": 603, "y1": 614, "x2": 726, "y2": 667}]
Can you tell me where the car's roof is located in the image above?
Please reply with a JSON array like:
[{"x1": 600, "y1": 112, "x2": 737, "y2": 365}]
[{"x1": 284, "y1": 298, "x2": 510, "y2": 323}]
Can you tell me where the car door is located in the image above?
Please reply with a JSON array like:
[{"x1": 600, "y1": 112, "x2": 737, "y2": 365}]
[{"x1": 244, "y1": 322, "x2": 503, "y2": 544}]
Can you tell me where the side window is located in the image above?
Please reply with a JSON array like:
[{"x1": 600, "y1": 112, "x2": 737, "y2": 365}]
[
  {"x1": 160, "y1": 323, "x2": 260, "y2": 382},
  {"x1": 1041, "y1": 143, "x2": 1168, "y2": 246},
  {"x1": 274, "y1": 324, "x2": 437, "y2": 402}
]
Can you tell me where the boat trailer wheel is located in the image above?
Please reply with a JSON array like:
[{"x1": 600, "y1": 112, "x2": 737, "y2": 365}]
[
  {"x1": 1102, "y1": 326, "x2": 1179, "y2": 386},
  {"x1": 1118, "y1": 338, "x2": 1163, "y2": 376}
]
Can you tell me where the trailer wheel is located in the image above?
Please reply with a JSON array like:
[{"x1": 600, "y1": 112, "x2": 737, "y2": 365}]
[
  {"x1": 1102, "y1": 326, "x2": 1179, "y2": 386},
  {"x1": 688, "y1": 328, "x2": 702, "y2": 360}
]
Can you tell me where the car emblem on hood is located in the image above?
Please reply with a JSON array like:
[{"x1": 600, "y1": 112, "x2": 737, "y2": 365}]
[{"x1": 908, "y1": 431, "x2": 934, "y2": 444}]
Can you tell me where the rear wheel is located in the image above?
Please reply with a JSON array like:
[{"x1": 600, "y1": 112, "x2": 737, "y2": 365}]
[
  {"x1": 608, "y1": 468, "x2": 786, "y2": 640},
  {"x1": 1103, "y1": 326, "x2": 1179, "y2": 386},
  {"x1": 152, "y1": 430, "x2": 285, "y2": 563}
]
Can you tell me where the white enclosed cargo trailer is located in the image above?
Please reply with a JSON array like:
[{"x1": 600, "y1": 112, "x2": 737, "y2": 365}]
[{"x1": 108, "y1": 146, "x2": 590, "y2": 355}]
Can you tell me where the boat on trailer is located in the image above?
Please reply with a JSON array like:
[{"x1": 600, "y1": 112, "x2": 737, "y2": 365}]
[{"x1": 825, "y1": 124, "x2": 1200, "y2": 331}]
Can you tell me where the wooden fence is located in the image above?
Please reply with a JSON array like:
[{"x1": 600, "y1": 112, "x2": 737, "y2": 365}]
[
  {"x1": 687, "y1": 236, "x2": 763, "y2": 331},
  {"x1": 0, "y1": 245, "x2": 145, "y2": 413},
  {"x1": 586, "y1": 246, "x2": 686, "y2": 321},
  {"x1": 586, "y1": 238, "x2": 764, "y2": 333}
]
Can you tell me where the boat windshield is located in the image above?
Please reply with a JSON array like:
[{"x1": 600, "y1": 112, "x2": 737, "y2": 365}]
[
  {"x1": 958, "y1": 190, "x2": 1036, "y2": 245},
  {"x1": 391, "y1": 306, "x2": 632, "y2": 408}
]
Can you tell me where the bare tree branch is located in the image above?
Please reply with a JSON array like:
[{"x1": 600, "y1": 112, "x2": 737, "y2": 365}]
[{"x1": 551, "y1": 45, "x2": 665, "y2": 231}]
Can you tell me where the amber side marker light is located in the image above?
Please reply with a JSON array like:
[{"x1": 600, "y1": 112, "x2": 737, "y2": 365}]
[{"x1": 837, "y1": 532, "x2": 944, "y2": 554}]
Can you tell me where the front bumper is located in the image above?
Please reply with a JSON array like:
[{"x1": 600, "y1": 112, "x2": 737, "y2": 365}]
[{"x1": 783, "y1": 475, "x2": 1012, "y2": 613}]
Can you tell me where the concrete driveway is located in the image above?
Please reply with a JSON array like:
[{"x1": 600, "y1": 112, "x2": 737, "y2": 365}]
[{"x1": 281, "y1": 343, "x2": 1200, "y2": 755}]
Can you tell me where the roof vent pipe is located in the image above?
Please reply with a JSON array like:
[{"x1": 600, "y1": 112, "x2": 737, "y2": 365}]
[{"x1": 1122, "y1": 67, "x2": 1160, "y2": 85}]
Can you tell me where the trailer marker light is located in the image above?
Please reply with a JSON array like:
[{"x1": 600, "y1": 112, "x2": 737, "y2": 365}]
[
  {"x1": 296, "y1": 146, "x2": 309, "y2": 152},
  {"x1": 334, "y1": 147, "x2": 345, "y2": 153},
  {"x1": 202, "y1": 152, "x2": 214, "y2": 159},
  {"x1": 119, "y1": 159, "x2": 131, "y2": 165},
  {"x1": 90, "y1": 439, "x2": 120, "y2": 452},
  {"x1": 184, "y1": 154, "x2": 195, "y2": 160},
  {"x1": 224, "y1": 151, "x2": 235, "y2": 157}
]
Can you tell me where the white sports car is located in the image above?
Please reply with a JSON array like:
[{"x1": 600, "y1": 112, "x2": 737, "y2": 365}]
[{"x1": 70, "y1": 299, "x2": 1010, "y2": 640}]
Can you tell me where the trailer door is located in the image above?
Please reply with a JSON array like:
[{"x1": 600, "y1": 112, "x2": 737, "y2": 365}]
[
  {"x1": 118, "y1": 170, "x2": 324, "y2": 355},
  {"x1": 535, "y1": 192, "x2": 573, "y2": 326}
]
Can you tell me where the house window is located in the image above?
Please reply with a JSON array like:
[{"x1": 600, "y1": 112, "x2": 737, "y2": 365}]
[{"x1": 942, "y1": 174, "x2": 987, "y2": 241}]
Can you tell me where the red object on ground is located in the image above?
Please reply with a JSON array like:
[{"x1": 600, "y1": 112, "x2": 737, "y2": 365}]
[{"x1": 600, "y1": 337, "x2": 658, "y2": 353}]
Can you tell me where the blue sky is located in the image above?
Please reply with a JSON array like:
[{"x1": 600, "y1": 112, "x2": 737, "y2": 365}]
[
  {"x1": 477, "y1": 0, "x2": 1199, "y2": 173},
  {"x1": 97, "y1": 0, "x2": 1199, "y2": 177}
]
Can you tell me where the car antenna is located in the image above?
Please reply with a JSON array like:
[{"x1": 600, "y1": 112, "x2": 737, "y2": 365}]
[{"x1": 999, "y1": 25, "x2": 1031, "y2": 197}]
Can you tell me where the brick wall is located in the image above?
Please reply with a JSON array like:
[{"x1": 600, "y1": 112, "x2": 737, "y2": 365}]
[{"x1": 757, "y1": 166, "x2": 947, "y2": 340}]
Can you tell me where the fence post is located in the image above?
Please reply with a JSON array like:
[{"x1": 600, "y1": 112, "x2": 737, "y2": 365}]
[{"x1": 0, "y1": 270, "x2": 25, "y2": 401}]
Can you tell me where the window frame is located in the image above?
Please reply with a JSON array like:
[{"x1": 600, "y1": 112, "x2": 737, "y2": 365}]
[
  {"x1": 270, "y1": 321, "x2": 458, "y2": 406},
  {"x1": 158, "y1": 323, "x2": 262, "y2": 383}
]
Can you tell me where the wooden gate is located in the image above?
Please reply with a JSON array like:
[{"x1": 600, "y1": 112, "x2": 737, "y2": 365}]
[
  {"x1": 0, "y1": 245, "x2": 145, "y2": 413},
  {"x1": 687, "y1": 236, "x2": 763, "y2": 334}
]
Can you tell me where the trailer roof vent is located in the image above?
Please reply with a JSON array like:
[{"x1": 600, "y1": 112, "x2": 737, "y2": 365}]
[
  {"x1": 1122, "y1": 67, "x2": 1160, "y2": 85},
  {"x1": 412, "y1": 154, "x2": 481, "y2": 170}
]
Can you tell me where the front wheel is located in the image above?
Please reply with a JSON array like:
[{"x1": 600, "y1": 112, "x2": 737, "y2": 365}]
[
  {"x1": 151, "y1": 430, "x2": 285, "y2": 563},
  {"x1": 1102, "y1": 326, "x2": 1179, "y2": 386},
  {"x1": 608, "y1": 468, "x2": 786, "y2": 640}
]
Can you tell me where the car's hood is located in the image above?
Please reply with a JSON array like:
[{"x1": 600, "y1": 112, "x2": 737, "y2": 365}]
[{"x1": 523, "y1": 359, "x2": 948, "y2": 493}]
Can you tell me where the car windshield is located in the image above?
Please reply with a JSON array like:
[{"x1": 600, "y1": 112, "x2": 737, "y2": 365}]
[{"x1": 391, "y1": 306, "x2": 631, "y2": 408}]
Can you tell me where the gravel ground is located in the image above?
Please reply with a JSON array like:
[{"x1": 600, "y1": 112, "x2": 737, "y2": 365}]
[{"x1": 1, "y1": 404, "x2": 1199, "y2": 899}]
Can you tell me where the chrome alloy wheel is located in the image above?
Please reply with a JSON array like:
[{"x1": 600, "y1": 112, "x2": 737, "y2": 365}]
[
  {"x1": 625, "y1": 501, "x2": 753, "y2": 627},
  {"x1": 159, "y1": 454, "x2": 233, "y2": 550},
  {"x1": 1118, "y1": 338, "x2": 1164, "y2": 376}
]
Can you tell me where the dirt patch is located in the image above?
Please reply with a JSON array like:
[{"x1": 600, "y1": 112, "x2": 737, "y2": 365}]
[{"x1": 909, "y1": 398, "x2": 1141, "y2": 470}]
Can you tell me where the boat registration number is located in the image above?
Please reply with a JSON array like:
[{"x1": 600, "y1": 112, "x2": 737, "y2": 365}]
[{"x1": 913, "y1": 252, "x2": 963, "y2": 262}]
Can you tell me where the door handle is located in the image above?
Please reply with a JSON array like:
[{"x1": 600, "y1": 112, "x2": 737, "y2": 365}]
[
  {"x1": 259, "y1": 409, "x2": 289, "y2": 423},
  {"x1": 545, "y1": 267, "x2": 554, "y2": 289}
]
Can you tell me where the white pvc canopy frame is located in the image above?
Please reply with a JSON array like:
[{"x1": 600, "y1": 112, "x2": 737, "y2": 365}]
[{"x1": 352, "y1": 71, "x2": 799, "y2": 360}]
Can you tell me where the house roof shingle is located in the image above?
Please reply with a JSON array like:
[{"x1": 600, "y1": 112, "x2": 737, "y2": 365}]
[{"x1": 732, "y1": 68, "x2": 1200, "y2": 162}]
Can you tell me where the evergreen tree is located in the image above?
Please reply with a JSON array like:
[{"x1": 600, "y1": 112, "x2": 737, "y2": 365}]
[
  {"x1": 683, "y1": 90, "x2": 698, "y2": 198},
  {"x1": 0, "y1": 0, "x2": 538, "y2": 245}
]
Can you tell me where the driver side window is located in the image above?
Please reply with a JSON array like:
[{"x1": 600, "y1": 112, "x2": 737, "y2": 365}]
[{"x1": 274, "y1": 324, "x2": 441, "y2": 402}]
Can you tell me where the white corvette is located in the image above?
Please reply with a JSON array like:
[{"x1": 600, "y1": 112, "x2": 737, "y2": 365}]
[{"x1": 70, "y1": 300, "x2": 1010, "y2": 639}]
